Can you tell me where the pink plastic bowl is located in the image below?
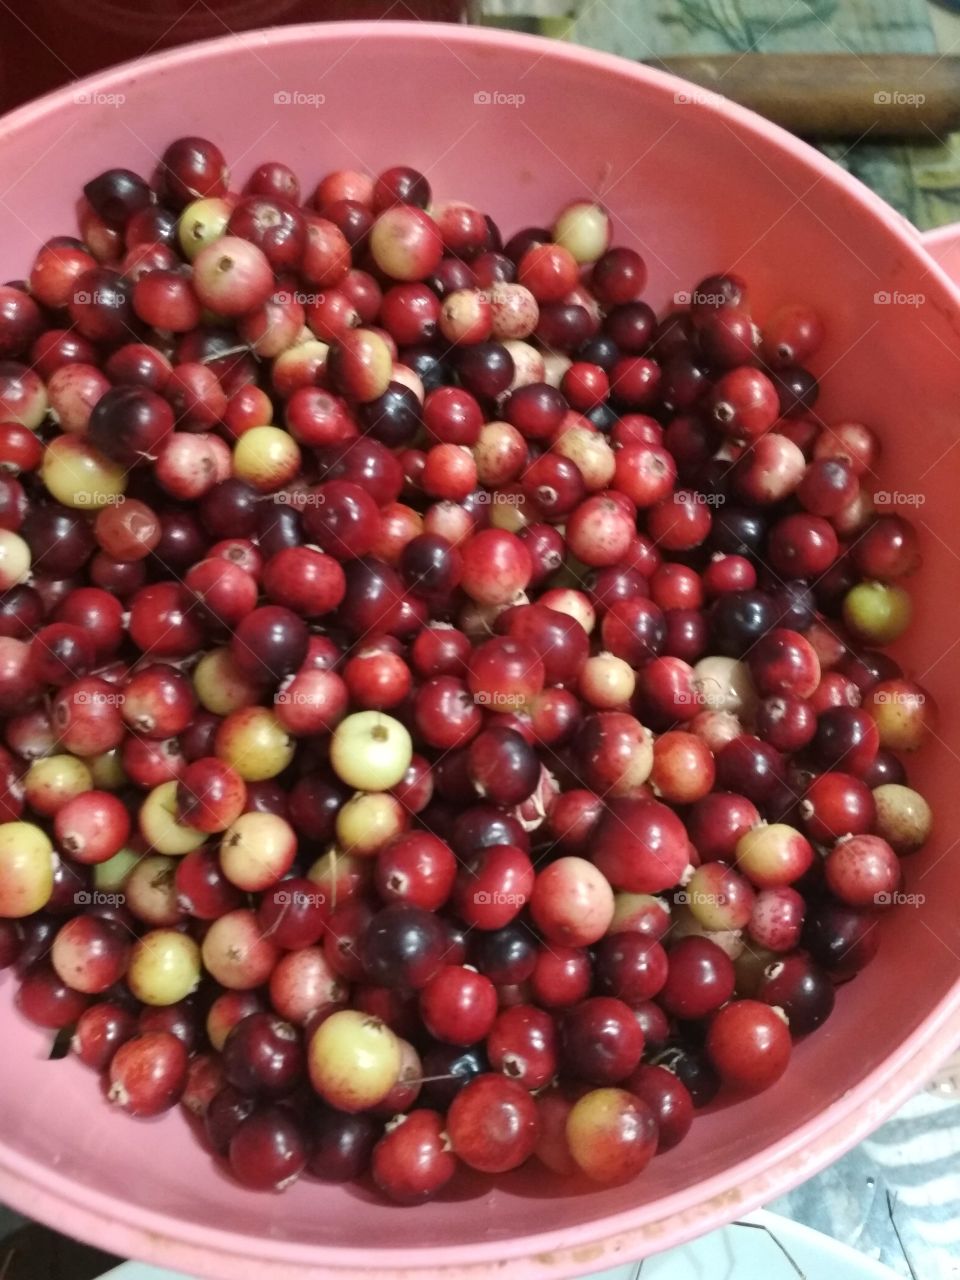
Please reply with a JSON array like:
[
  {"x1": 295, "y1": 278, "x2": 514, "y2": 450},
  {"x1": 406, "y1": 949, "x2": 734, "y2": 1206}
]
[{"x1": 1, "y1": 21, "x2": 959, "y2": 1280}]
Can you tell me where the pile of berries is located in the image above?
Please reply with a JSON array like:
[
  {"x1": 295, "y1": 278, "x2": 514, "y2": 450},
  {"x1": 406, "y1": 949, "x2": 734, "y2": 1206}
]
[{"x1": 0, "y1": 137, "x2": 935, "y2": 1203}]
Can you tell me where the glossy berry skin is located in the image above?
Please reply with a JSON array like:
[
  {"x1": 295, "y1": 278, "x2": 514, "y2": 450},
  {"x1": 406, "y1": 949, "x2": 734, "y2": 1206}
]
[
  {"x1": 486, "y1": 1005, "x2": 557, "y2": 1089},
  {"x1": 627, "y1": 1063, "x2": 694, "y2": 1152},
  {"x1": 108, "y1": 1032, "x2": 188, "y2": 1117},
  {"x1": 362, "y1": 905, "x2": 449, "y2": 989},
  {"x1": 231, "y1": 606, "x2": 309, "y2": 686},
  {"x1": 735, "y1": 823, "x2": 814, "y2": 889},
  {"x1": 419, "y1": 965, "x2": 497, "y2": 1046},
  {"x1": 306, "y1": 1107, "x2": 380, "y2": 1183},
  {"x1": 825, "y1": 834, "x2": 901, "y2": 908},
  {"x1": 454, "y1": 844, "x2": 535, "y2": 930},
  {"x1": 16, "y1": 964, "x2": 89, "y2": 1028},
  {"x1": 529, "y1": 856, "x2": 615, "y2": 946},
  {"x1": 748, "y1": 887, "x2": 806, "y2": 953},
  {"x1": 375, "y1": 832, "x2": 456, "y2": 912},
  {"x1": 594, "y1": 933, "x2": 668, "y2": 1003},
  {"x1": 228, "y1": 1107, "x2": 307, "y2": 1192},
  {"x1": 51, "y1": 915, "x2": 130, "y2": 994},
  {"x1": 467, "y1": 725, "x2": 540, "y2": 806},
  {"x1": 561, "y1": 996, "x2": 644, "y2": 1084},
  {"x1": 801, "y1": 772, "x2": 875, "y2": 842},
  {"x1": 748, "y1": 629, "x2": 820, "y2": 699},
  {"x1": 813, "y1": 707, "x2": 880, "y2": 779},
  {"x1": 686, "y1": 792, "x2": 761, "y2": 862},
  {"x1": 715, "y1": 737, "x2": 787, "y2": 810},
  {"x1": 53, "y1": 791, "x2": 130, "y2": 864},
  {"x1": 371, "y1": 1110, "x2": 455, "y2": 1205},
  {"x1": 659, "y1": 937, "x2": 735, "y2": 1020},
  {"x1": 71, "y1": 1002, "x2": 137, "y2": 1071},
  {"x1": 802, "y1": 901, "x2": 881, "y2": 979},
  {"x1": 592, "y1": 798, "x2": 690, "y2": 893},
  {"x1": 758, "y1": 955, "x2": 835, "y2": 1036},
  {"x1": 565, "y1": 1088, "x2": 658, "y2": 1183},
  {"x1": 767, "y1": 514, "x2": 839, "y2": 578},
  {"x1": 446, "y1": 1073, "x2": 540, "y2": 1173},
  {"x1": 706, "y1": 999, "x2": 791, "y2": 1093},
  {"x1": 222, "y1": 1013, "x2": 305, "y2": 1099}
]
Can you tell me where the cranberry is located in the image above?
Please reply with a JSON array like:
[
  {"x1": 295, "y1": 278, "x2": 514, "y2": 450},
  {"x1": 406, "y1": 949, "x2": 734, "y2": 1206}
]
[
  {"x1": 561, "y1": 996, "x2": 644, "y2": 1084},
  {"x1": 447, "y1": 1073, "x2": 539, "y2": 1173},
  {"x1": 566, "y1": 1087, "x2": 658, "y2": 1183},
  {"x1": 466, "y1": 725, "x2": 540, "y2": 806},
  {"x1": 592, "y1": 797, "x2": 689, "y2": 893},
  {"x1": 222, "y1": 1012, "x2": 304, "y2": 1099},
  {"x1": 50, "y1": 914, "x2": 129, "y2": 994},
  {"x1": 454, "y1": 844, "x2": 534, "y2": 930},
  {"x1": 159, "y1": 136, "x2": 228, "y2": 207},
  {"x1": 306, "y1": 1106, "x2": 379, "y2": 1183},
  {"x1": 659, "y1": 937, "x2": 735, "y2": 1019},
  {"x1": 361, "y1": 905, "x2": 448, "y2": 990},
  {"x1": 802, "y1": 901, "x2": 881, "y2": 978},
  {"x1": 230, "y1": 605, "x2": 309, "y2": 686},
  {"x1": 529, "y1": 856, "x2": 614, "y2": 946},
  {"x1": 825, "y1": 833, "x2": 901, "y2": 907},
  {"x1": 706, "y1": 999, "x2": 791, "y2": 1093},
  {"x1": 484, "y1": 1005, "x2": 556, "y2": 1089},
  {"x1": 813, "y1": 706, "x2": 880, "y2": 778},
  {"x1": 749, "y1": 628, "x2": 821, "y2": 699},
  {"x1": 108, "y1": 1031, "x2": 188, "y2": 1116},
  {"x1": 204, "y1": 1085, "x2": 258, "y2": 1155},
  {"x1": 767, "y1": 514, "x2": 839, "y2": 578},
  {"x1": 53, "y1": 791, "x2": 130, "y2": 865},
  {"x1": 801, "y1": 772, "x2": 875, "y2": 842},
  {"x1": 628, "y1": 1063, "x2": 694, "y2": 1151},
  {"x1": 529, "y1": 944, "x2": 592, "y2": 1009},
  {"x1": 595, "y1": 934, "x2": 668, "y2": 1003},
  {"x1": 72, "y1": 1001, "x2": 137, "y2": 1071},
  {"x1": 372, "y1": 1110, "x2": 455, "y2": 1204},
  {"x1": 419, "y1": 965, "x2": 497, "y2": 1046},
  {"x1": 229, "y1": 1106, "x2": 307, "y2": 1192},
  {"x1": 715, "y1": 736, "x2": 786, "y2": 810},
  {"x1": 758, "y1": 954, "x2": 835, "y2": 1035}
]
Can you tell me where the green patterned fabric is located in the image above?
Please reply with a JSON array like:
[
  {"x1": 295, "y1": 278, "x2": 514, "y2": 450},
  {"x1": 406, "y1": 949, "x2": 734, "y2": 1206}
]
[{"x1": 481, "y1": 0, "x2": 956, "y2": 228}]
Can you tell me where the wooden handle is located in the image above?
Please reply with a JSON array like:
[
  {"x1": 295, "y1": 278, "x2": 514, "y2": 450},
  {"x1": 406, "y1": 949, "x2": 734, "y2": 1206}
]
[{"x1": 654, "y1": 53, "x2": 960, "y2": 138}]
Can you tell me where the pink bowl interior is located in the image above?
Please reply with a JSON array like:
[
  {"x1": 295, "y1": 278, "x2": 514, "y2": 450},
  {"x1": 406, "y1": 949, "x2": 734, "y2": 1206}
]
[{"x1": 2, "y1": 21, "x2": 960, "y2": 1279}]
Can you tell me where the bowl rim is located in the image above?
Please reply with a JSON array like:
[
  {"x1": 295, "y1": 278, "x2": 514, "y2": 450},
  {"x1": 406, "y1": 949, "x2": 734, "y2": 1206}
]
[{"x1": 1, "y1": 19, "x2": 959, "y2": 1279}]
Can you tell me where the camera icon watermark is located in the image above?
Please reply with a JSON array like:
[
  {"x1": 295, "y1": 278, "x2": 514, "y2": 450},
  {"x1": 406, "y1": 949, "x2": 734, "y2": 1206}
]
[
  {"x1": 72, "y1": 491, "x2": 126, "y2": 508},
  {"x1": 74, "y1": 890, "x2": 125, "y2": 906},
  {"x1": 674, "y1": 890, "x2": 727, "y2": 906},
  {"x1": 73, "y1": 90, "x2": 126, "y2": 108},
  {"x1": 474, "y1": 690, "x2": 524, "y2": 707},
  {"x1": 674, "y1": 689, "x2": 709, "y2": 707},
  {"x1": 675, "y1": 288, "x2": 730, "y2": 309},
  {"x1": 272, "y1": 490, "x2": 324, "y2": 507},
  {"x1": 473, "y1": 489, "x2": 522, "y2": 506},
  {"x1": 474, "y1": 90, "x2": 525, "y2": 108},
  {"x1": 676, "y1": 490, "x2": 725, "y2": 506},
  {"x1": 474, "y1": 890, "x2": 526, "y2": 905},
  {"x1": 874, "y1": 90, "x2": 925, "y2": 107},
  {"x1": 873, "y1": 688, "x2": 925, "y2": 706},
  {"x1": 674, "y1": 89, "x2": 724, "y2": 108},
  {"x1": 873, "y1": 290, "x2": 924, "y2": 307},
  {"x1": 273, "y1": 888, "x2": 326, "y2": 907},
  {"x1": 75, "y1": 689, "x2": 125, "y2": 706},
  {"x1": 874, "y1": 890, "x2": 925, "y2": 906},
  {"x1": 274, "y1": 90, "x2": 325, "y2": 107},
  {"x1": 74, "y1": 289, "x2": 127, "y2": 306},
  {"x1": 873, "y1": 489, "x2": 926, "y2": 507}
]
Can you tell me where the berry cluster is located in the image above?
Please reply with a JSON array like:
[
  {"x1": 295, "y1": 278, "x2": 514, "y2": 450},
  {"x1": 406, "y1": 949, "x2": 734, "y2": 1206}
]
[{"x1": 0, "y1": 137, "x2": 935, "y2": 1203}]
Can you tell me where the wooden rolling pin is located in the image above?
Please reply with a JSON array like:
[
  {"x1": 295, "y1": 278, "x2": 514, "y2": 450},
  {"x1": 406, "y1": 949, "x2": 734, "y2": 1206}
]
[{"x1": 651, "y1": 53, "x2": 960, "y2": 138}]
